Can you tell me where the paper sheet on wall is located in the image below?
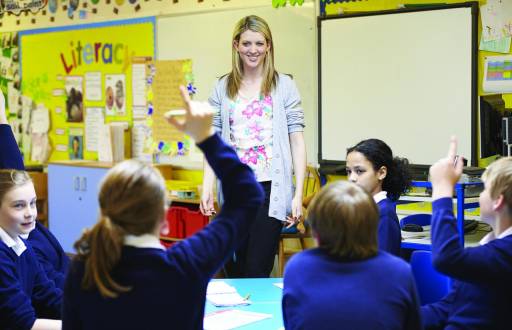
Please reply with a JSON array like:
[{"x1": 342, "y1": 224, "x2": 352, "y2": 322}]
[
  {"x1": 7, "y1": 82, "x2": 19, "y2": 115},
  {"x1": 151, "y1": 60, "x2": 189, "y2": 143},
  {"x1": 481, "y1": 0, "x2": 512, "y2": 41},
  {"x1": 31, "y1": 133, "x2": 51, "y2": 163},
  {"x1": 85, "y1": 107, "x2": 104, "y2": 152},
  {"x1": 85, "y1": 72, "x2": 102, "y2": 101},
  {"x1": 132, "y1": 120, "x2": 152, "y2": 161},
  {"x1": 203, "y1": 310, "x2": 272, "y2": 330},
  {"x1": 31, "y1": 104, "x2": 50, "y2": 134},
  {"x1": 479, "y1": 36, "x2": 511, "y2": 54},
  {"x1": 483, "y1": 55, "x2": 512, "y2": 93},
  {"x1": 97, "y1": 123, "x2": 113, "y2": 162},
  {"x1": 132, "y1": 63, "x2": 147, "y2": 108}
]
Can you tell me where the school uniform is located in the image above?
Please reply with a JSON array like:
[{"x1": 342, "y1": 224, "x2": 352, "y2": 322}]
[
  {"x1": 283, "y1": 249, "x2": 421, "y2": 330},
  {"x1": 0, "y1": 123, "x2": 70, "y2": 290},
  {"x1": 375, "y1": 191, "x2": 402, "y2": 256},
  {"x1": 62, "y1": 134, "x2": 264, "y2": 330},
  {"x1": 27, "y1": 222, "x2": 70, "y2": 289},
  {"x1": 0, "y1": 227, "x2": 62, "y2": 330},
  {"x1": 0, "y1": 124, "x2": 24, "y2": 170},
  {"x1": 421, "y1": 198, "x2": 512, "y2": 330}
]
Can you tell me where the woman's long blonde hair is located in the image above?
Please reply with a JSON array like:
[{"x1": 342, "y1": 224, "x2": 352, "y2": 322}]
[
  {"x1": 74, "y1": 160, "x2": 167, "y2": 298},
  {"x1": 227, "y1": 15, "x2": 278, "y2": 99}
]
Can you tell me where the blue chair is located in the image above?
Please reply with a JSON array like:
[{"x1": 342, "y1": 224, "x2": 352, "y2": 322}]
[
  {"x1": 400, "y1": 213, "x2": 431, "y2": 228},
  {"x1": 410, "y1": 250, "x2": 451, "y2": 305}
]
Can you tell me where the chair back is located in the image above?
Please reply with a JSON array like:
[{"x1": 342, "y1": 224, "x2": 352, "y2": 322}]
[
  {"x1": 400, "y1": 213, "x2": 431, "y2": 228},
  {"x1": 410, "y1": 250, "x2": 451, "y2": 305}
]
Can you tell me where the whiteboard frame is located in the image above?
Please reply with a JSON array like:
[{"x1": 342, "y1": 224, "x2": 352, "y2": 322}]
[{"x1": 317, "y1": 2, "x2": 479, "y2": 169}]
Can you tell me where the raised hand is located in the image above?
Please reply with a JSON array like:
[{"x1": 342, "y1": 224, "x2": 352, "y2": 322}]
[
  {"x1": 429, "y1": 136, "x2": 464, "y2": 200},
  {"x1": 165, "y1": 86, "x2": 214, "y2": 144}
]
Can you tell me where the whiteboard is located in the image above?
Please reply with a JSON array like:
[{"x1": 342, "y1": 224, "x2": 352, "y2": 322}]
[
  {"x1": 319, "y1": 4, "x2": 477, "y2": 166},
  {"x1": 157, "y1": 3, "x2": 317, "y2": 161}
]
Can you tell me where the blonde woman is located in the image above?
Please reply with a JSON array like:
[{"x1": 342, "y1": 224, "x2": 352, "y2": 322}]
[{"x1": 203, "y1": 15, "x2": 306, "y2": 277}]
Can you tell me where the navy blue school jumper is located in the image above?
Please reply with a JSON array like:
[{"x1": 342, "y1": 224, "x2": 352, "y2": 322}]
[
  {"x1": 62, "y1": 134, "x2": 264, "y2": 330},
  {"x1": 283, "y1": 249, "x2": 421, "y2": 330},
  {"x1": 421, "y1": 198, "x2": 512, "y2": 330},
  {"x1": 29, "y1": 222, "x2": 70, "y2": 289},
  {"x1": 0, "y1": 124, "x2": 24, "y2": 169},
  {"x1": 377, "y1": 197, "x2": 402, "y2": 256},
  {"x1": 0, "y1": 123, "x2": 70, "y2": 290},
  {"x1": 0, "y1": 239, "x2": 62, "y2": 330}
]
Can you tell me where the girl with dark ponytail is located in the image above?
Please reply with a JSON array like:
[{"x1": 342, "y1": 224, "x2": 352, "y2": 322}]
[
  {"x1": 62, "y1": 87, "x2": 264, "y2": 330},
  {"x1": 346, "y1": 138, "x2": 411, "y2": 256}
]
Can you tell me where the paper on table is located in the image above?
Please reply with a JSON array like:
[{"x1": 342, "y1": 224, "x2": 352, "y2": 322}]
[
  {"x1": 207, "y1": 292, "x2": 250, "y2": 307},
  {"x1": 273, "y1": 282, "x2": 283, "y2": 289},
  {"x1": 203, "y1": 310, "x2": 272, "y2": 330},
  {"x1": 207, "y1": 281, "x2": 237, "y2": 295}
]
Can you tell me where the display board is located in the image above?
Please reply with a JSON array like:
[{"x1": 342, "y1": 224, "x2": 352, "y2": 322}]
[
  {"x1": 20, "y1": 17, "x2": 155, "y2": 162},
  {"x1": 319, "y1": 3, "x2": 478, "y2": 166}
]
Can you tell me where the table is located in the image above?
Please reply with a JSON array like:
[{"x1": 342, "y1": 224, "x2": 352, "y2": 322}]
[{"x1": 205, "y1": 278, "x2": 284, "y2": 330}]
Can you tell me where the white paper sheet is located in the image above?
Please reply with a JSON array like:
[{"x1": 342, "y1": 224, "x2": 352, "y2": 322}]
[
  {"x1": 85, "y1": 107, "x2": 104, "y2": 152},
  {"x1": 207, "y1": 281, "x2": 237, "y2": 295},
  {"x1": 206, "y1": 292, "x2": 250, "y2": 307},
  {"x1": 132, "y1": 63, "x2": 146, "y2": 107},
  {"x1": 31, "y1": 104, "x2": 50, "y2": 134},
  {"x1": 85, "y1": 72, "x2": 102, "y2": 101},
  {"x1": 203, "y1": 310, "x2": 271, "y2": 330}
]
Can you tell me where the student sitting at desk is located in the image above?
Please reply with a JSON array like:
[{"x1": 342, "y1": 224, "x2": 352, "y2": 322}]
[
  {"x1": 0, "y1": 169, "x2": 62, "y2": 329},
  {"x1": 62, "y1": 87, "x2": 264, "y2": 330},
  {"x1": 346, "y1": 139, "x2": 411, "y2": 256},
  {"x1": 421, "y1": 138, "x2": 512, "y2": 330},
  {"x1": 0, "y1": 92, "x2": 70, "y2": 290},
  {"x1": 283, "y1": 180, "x2": 421, "y2": 330}
]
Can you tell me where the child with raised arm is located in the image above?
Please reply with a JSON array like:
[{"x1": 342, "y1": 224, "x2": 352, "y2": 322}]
[
  {"x1": 0, "y1": 92, "x2": 70, "y2": 290},
  {"x1": 422, "y1": 138, "x2": 512, "y2": 330},
  {"x1": 283, "y1": 180, "x2": 421, "y2": 330},
  {"x1": 346, "y1": 139, "x2": 411, "y2": 256},
  {"x1": 62, "y1": 86, "x2": 264, "y2": 330}
]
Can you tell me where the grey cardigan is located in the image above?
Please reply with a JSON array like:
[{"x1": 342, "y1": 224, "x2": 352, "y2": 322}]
[{"x1": 208, "y1": 73, "x2": 305, "y2": 221}]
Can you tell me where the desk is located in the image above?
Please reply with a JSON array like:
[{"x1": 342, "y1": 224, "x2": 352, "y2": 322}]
[{"x1": 205, "y1": 278, "x2": 284, "y2": 330}]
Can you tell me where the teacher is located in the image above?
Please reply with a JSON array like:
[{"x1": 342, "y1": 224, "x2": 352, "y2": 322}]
[{"x1": 201, "y1": 15, "x2": 306, "y2": 278}]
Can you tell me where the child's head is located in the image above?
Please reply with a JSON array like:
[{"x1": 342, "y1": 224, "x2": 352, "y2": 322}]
[
  {"x1": 308, "y1": 181, "x2": 379, "y2": 260},
  {"x1": 346, "y1": 139, "x2": 411, "y2": 201},
  {"x1": 75, "y1": 160, "x2": 168, "y2": 298},
  {"x1": 480, "y1": 157, "x2": 512, "y2": 223},
  {"x1": 0, "y1": 170, "x2": 37, "y2": 239}
]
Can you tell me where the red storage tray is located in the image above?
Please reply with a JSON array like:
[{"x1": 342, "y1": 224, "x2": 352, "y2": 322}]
[
  {"x1": 182, "y1": 207, "x2": 209, "y2": 237},
  {"x1": 163, "y1": 206, "x2": 186, "y2": 239}
]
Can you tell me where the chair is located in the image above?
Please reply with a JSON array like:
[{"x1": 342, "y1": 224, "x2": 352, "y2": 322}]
[
  {"x1": 399, "y1": 213, "x2": 431, "y2": 228},
  {"x1": 278, "y1": 165, "x2": 321, "y2": 276},
  {"x1": 410, "y1": 250, "x2": 451, "y2": 305},
  {"x1": 29, "y1": 171, "x2": 48, "y2": 228}
]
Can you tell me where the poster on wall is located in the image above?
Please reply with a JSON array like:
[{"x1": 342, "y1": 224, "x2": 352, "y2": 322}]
[
  {"x1": 65, "y1": 76, "x2": 84, "y2": 122},
  {"x1": 105, "y1": 74, "x2": 126, "y2": 116},
  {"x1": 68, "y1": 127, "x2": 84, "y2": 160},
  {"x1": 19, "y1": 17, "x2": 156, "y2": 162},
  {"x1": 483, "y1": 55, "x2": 512, "y2": 93}
]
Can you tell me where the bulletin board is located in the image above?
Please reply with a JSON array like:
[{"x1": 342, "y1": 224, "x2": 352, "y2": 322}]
[{"x1": 19, "y1": 17, "x2": 155, "y2": 162}]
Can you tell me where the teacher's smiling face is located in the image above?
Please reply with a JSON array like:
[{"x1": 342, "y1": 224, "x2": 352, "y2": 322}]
[{"x1": 234, "y1": 30, "x2": 270, "y2": 71}]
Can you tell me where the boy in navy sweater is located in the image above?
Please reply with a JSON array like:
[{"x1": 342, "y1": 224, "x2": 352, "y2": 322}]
[
  {"x1": 283, "y1": 180, "x2": 421, "y2": 330},
  {"x1": 0, "y1": 92, "x2": 70, "y2": 290},
  {"x1": 422, "y1": 137, "x2": 512, "y2": 329},
  {"x1": 62, "y1": 86, "x2": 264, "y2": 330}
]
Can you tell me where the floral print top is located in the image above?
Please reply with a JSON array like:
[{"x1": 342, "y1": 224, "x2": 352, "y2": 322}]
[{"x1": 229, "y1": 94, "x2": 273, "y2": 182}]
